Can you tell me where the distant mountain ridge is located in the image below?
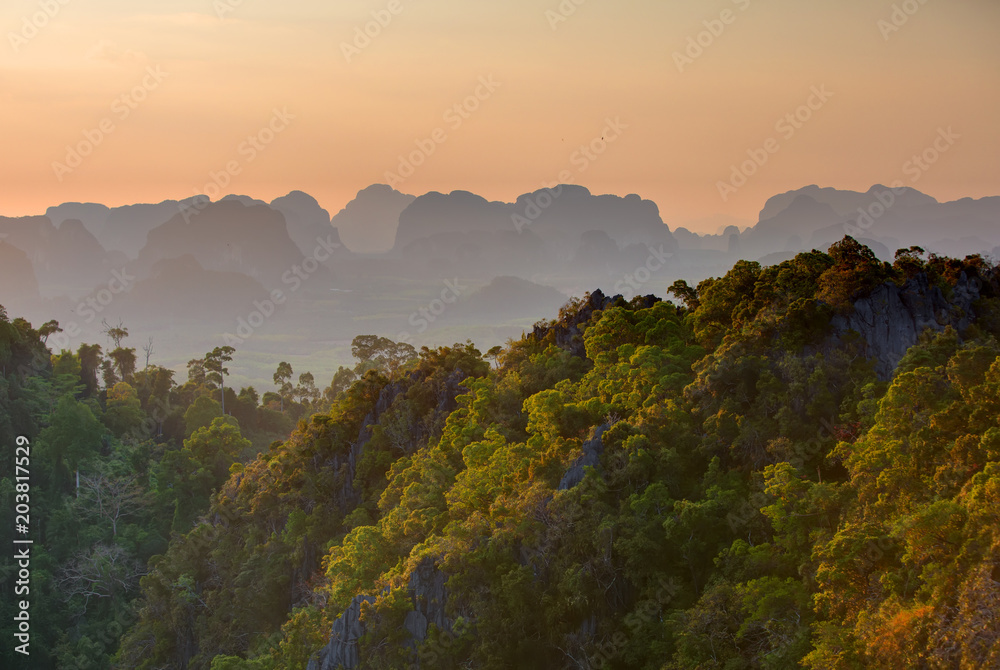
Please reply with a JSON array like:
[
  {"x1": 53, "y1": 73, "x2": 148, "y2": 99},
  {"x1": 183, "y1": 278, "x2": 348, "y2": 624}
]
[
  {"x1": 2, "y1": 183, "x2": 998, "y2": 376},
  {"x1": 740, "y1": 184, "x2": 1000, "y2": 261}
]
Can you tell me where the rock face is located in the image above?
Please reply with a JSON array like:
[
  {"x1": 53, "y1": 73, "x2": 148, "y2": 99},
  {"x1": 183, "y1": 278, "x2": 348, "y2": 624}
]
[
  {"x1": 831, "y1": 272, "x2": 981, "y2": 380},
  {"x1": 403, "y1": 558, "x2": 451, "y2": 643},
  {"x1": 307, "y1": 594, "x2": 378, "y2": 670},
  {"x1": 559, "y1": 424, "x2": 610, "y2": 490},
  {"x1": 308, "y1": 558, "x2": 450, "y2": 670},
  {"x1": 330, "y1": 367, "x2": 470, "y2": 509},
  {"x1": 531, "y1": 289, "x2": 660, "y2": 358}
]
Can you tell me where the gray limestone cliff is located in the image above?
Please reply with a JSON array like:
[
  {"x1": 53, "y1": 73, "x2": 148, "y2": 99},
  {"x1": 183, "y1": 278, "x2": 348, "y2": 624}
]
[
  {"x1": 307, "y1": 558, "x2": 450, "y2": 670},
  {"x1": 558, "y1": 424, "x2": 610, "y2": 490},
  {"x1": 829, "y1": 272, "x2": 981, "y2": 380}
]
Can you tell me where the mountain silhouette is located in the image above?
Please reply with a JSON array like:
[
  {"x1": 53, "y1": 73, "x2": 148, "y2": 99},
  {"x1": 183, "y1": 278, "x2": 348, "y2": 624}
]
[
  {"x1": 333, "y1": 184, "x2": 416, "y2": 254},
  {"x1": 132, "y1": 199, "x2": 314, "y2": 290}
]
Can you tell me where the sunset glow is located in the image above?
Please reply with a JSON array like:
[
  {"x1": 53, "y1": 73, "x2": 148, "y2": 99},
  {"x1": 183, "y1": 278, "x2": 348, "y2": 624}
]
[{"x1": 2, "y1": 0, "x2": 997, "y2": 230}]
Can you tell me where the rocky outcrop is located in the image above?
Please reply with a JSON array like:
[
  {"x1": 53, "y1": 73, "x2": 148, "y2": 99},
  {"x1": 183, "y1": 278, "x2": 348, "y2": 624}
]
[
  {"x1": 306, "y1": 368, "x2": 469, "y2": 669},
  {"x1": 308, "y1": 558, "x2": 450, "y2": 670},
  {"x1": 831, "y1": 272, "x2": 981, "y2": 380},
  {"x1": 531, "y1": 289, "x2": 660, "y2": 358},
  {"x1": 329, "y1": 377, "x2": 408, "y2": 511},
  {"x1": 307, "y1": 594, "x2": 377, "y2": 670},
  {"x1": 559, "y1": 424, "x2": 610, "y2": 490},
  {"x1": 403, "y1": 557, "x2": 451, "y2": 644},
  {"x1": 434, "y1": 369, "x2": 466, "y2": 419}
]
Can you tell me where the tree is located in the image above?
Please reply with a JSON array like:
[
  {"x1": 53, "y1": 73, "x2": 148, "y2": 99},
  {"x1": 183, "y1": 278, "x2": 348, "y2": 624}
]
[
  {"x1": 238, "y1": 386, "x2": 259, "y2": 407},
  {"x1": 325, "y1": 365, "x2": 357, "y2": 401},
  {"x1": 101, "y1": 319, "x2": 136, "y2": 382},
  {"x1": 274, "y1": 361, "x2": 294, "y2": 411},
  {"x1": 351, "y1": 335, "x2": 416, "y2": 379},
  {"x1": 816, "y1": 236, "x2": 888, "y2": 310},
  {"x1": 50, "y1": 349, "x2": 83, "y2": 397},
  {"x1": 486, "y1": 345, "x2": 504, "y2": 369},
  {"x1": 187, "y1": 358, "x2": 208, "y2": 386},
  {"x1": 184, "y1": 395, "x2": 223, "y2": 436},
  {"x1": 101, "y1": 319, "x2": 129, "y2": 349},
  {"x1": 39, "y1": 319, "x2": 63, "y2": 344},
  {"x1": 184, "y1": 415, "x2": 252, "y2": 480},
  {"x1": 108, "y1": 347, "x2": 137, "y2": 384},
  {"x1": 76, "y1": 473, "x2": 148, "y2": 538},
  {"x1": 141, "y1": 337, "x2": 154, "y2": 371},
  {"x1": 204, "y1": 346, "x2": 236, "y2": 414},
  {"x1": 38, "y1": 395, "x2": 104, "y2": 486},
  {"x1": 295, "y1": 371, "x2": 320, "y2": 406},
  {"x1": 668, "y1": 279, "x2": 700, "y2": 310},
  {"x1": 57, "y1": 544, "x2": 144, "y2": 614},
  {"x1": 104, "y1": 382, "x2": 146, "y2": 438},
  {"x1": 77, "y1": 343, "x2": 103, "y2": 397}
]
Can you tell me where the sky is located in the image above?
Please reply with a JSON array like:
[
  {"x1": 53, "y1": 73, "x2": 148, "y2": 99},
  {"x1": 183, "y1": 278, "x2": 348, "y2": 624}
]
[{"x1": 1, "y1": 0, "x2": 998, "y2": 233}]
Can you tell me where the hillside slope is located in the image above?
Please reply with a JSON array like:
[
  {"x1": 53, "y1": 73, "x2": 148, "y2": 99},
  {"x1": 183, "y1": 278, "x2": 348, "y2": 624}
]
[{"x1": 100, "y1": 239, "x2": 1000, "y2": 669}]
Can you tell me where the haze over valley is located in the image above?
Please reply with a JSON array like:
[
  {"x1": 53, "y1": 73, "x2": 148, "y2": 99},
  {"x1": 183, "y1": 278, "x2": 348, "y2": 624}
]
[
  {"x1": 3, "y1": 1, "x2": 1000, "y2": 668},
  {"x1": 4, "y1": 182, "x2": 999, "y2": 389}
]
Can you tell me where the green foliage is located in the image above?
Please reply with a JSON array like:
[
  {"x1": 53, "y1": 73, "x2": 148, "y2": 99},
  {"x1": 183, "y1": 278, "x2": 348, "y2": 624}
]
[
  {"x1": 10, "y1": 239, "x2": 1000, "y2": 669},
  {"x1": 185, "y1": 395, "x2": 224, "y2": 436}
]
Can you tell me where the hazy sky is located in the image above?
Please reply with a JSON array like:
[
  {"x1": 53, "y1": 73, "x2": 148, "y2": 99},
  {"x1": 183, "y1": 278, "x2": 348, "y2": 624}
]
[{"x1": 2, "y1": 0, "x2": 998, "y2": 232}]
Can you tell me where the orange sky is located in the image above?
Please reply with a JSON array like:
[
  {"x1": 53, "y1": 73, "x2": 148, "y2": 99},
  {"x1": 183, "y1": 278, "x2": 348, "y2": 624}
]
[{"x1": 1, "y1": 0, "x2": 998, "y2": 232}]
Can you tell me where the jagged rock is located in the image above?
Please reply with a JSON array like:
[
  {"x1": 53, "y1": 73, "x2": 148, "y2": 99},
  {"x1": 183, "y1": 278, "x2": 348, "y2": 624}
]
[
  {"x1": 307, "y1": 594, "x2": 377, "y2": 670},
  {"x1": 330, "y1": 377, "x2": 410, "y2": 511},
  {"x1": 327, "y1": 368, "x2": 472, "y2": 514},
  {"x1": 532, "y1": 289, "x2": 660, "y2": 358},
  {"x1": 308, "y1": 558, "x2": 450, "y2": 670},
  {"x1": 403, "y1": 557, "x2": 451, "y2": 644},
  {"x1": 830, "y1": 272, "x2": 981, "y2": 380},
  {"x1": 435, "y1": 369, "x2": 466, "y2": 418},
  {"x1": 559, "y1": 424, "x2": 610, "y2": 490}
]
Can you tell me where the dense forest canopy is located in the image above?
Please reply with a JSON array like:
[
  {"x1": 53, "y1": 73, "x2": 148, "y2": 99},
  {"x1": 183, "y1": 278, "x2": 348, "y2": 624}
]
[{"x1": 3, "y1": 238, "x2": 1000, "y2": 669}]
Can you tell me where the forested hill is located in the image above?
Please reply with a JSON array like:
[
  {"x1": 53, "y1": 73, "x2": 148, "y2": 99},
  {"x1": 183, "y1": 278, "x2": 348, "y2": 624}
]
[{"x1": 4, "y1": 237, "x2": 1000, "y2": 669}]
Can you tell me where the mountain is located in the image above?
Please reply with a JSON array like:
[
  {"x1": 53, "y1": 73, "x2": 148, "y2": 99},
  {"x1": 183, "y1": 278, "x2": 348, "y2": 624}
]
[
  {"x1": 739, "y1": 194, "x2": 844, "y2": 258},
  {"x1": 394, "y1": 185, "x2": 678, "y2": 257},
  {"x1": 84, "y1": 240, "x2": 1000, "y2": 670},
  {"x1": 44, "y1": 202, "x2": 112, "y2": 239},
  {"x1": 0, "y1": 215, "x2": 124, "y2": 298},
  {"x1": 332, "y1": 184, "x2": 416, "y2": 254},
  {"x1": 386, "y1": 186, "x2": 679, "y2": 288},
  {"x1": 133, "y1": 199, "x2": 320, "y2": 292},
  {"x1": 47, "y1": 198, "x2": 205, "y2": 258},
  {"x1": 0, "y1": 241, "x2": 40, "y2": 315},
  {"x1": 756, "y1": 183, "x2": 937, "y2": 221},
  {"x1": 742, "y1": 184, "x2": 1000, "y2": 261},
  {"x1": 4, "y1": 184, "x2": 999, "y2": 387},
  {"x1": 514, "y1": 185, "x2": 677, "y2": 252},
  {"x1": 270, "y1": 191, "x2": 344, "y2": 259},
  {"x1": 116, "y1": 254, "x2": 271, "y2": 326},
  {"x1": 453, "y1": 275, "x2": 568, "y2": 321},
  {"x1": 393, "y1": 190, "x2": 510, "y2": 252}
]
